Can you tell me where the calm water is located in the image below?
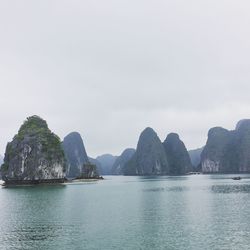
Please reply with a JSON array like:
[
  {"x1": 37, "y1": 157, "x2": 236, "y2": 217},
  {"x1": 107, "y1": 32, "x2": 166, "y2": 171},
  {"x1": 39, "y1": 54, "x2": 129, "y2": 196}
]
[{"x1": 1, "y1": 175, "x2": 250, "y2": 250}]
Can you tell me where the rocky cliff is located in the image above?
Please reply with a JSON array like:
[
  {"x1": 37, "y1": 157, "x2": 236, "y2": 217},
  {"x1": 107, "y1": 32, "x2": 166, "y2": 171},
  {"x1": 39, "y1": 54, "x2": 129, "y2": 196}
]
[
  {"x1": 62, "y1": 132, "x2": 89, "y2": 178},
  {"x1": 111, "y1": 148, "x2": 135, "y2": 175},
  {"x1": 201, "y1": 119, "x2": 250, "y2": 173},
  {"x1": 0, "y1": 154, "x2": 3, "y2": 166},
  {"x1": 78, "y1": 163, "x2": 100, "y2": 179},
  {"x1": 235, "y1": 119, "x2": 250, "y2": 172},
  {"x1": 201, "y1": 127, "x2": 234, "y2": 173},
  {"x1": 163, "y1": 133, "x2": 192, "y2": 175},
  {"x1": 0, "y1": 116, "x2": 66, "y2": 184},
  {"x1": 0, "y1": 154, "x2": 3, "y2": 179},
  {"x1": 124, "y1": 127, "x2": 169, "y2": 175}
]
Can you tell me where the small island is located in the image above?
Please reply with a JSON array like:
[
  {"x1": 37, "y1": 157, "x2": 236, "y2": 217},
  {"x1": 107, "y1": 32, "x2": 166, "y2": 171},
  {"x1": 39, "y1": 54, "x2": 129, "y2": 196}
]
[
  {"x1": 0, "y1": 116, "x2": 103, "y2": 186},
  {"x1": 66, "y1": 163, "x2": 104, "y2": 183}
]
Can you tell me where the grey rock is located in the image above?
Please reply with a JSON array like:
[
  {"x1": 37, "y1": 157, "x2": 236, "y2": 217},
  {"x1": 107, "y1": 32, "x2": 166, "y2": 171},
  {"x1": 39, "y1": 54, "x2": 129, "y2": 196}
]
[
  {"x1": 201, "y1": 119, "x2": 250, "y2": 173},
  {"x1": 111, "y1": 148, "x2": 135, "y2": 175},
  {"x1": 236, "y1": 119, "x2": 250, "y2": 130},
  {"x1": 124, "y1": 127, "x2": 169, "y2": 175},
  {"x1": 201, "y1": 127, "x2": 233, "y2": 173},
  {"x1": 79, "y1": 163, "x2": 100, "y2": 179},
  {"x1": 163, "y1": 133, "x2": 192, "y2": 175},
  {"x1": 0, "y1": 155, "x2": 3, "y2": 165},
  {"x1": 62, "y1": 132, "x2": 89, "y2": 178},
  {"x1": 235, "y1": 120, "x2": 250, "y2": 172}
]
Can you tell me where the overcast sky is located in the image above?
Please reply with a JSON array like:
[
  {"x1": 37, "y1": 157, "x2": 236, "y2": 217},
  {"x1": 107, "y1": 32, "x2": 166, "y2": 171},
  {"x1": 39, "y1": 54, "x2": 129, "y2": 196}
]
[{"x1": 0, "y1": 0, "x2": 250, "y2": 157}]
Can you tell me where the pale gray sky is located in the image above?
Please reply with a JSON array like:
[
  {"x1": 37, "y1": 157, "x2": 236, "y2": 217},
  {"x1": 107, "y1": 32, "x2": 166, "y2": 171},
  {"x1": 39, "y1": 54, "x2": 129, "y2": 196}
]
[{"x1": 1, "y1": 0, "x2": 250, "y2": 157}]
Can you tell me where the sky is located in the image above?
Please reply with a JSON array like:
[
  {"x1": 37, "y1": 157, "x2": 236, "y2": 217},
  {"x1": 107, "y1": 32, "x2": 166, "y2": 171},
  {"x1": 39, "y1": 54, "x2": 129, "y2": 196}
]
[{"x1": 0, "y1": 0, "x2": 250, "y2": 157}]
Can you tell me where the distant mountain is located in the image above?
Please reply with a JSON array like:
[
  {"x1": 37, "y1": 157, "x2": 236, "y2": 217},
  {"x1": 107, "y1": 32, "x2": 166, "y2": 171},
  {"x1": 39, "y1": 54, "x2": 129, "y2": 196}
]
[
  {"x1": 163, "y1": 133, "x2": 192, "y2": 175},
  {"x1": 62, "y1": 132, "x2": 89, "y2": 178},
  {"x1": 111, "y1": 148, "x2": 135, "y2": 175},
  {"x1": 201, "y1": 119, "x2": 250, "y2": 173},
  {"x1": 96, "y1": 154, "x2": 118, "y2": 175},
  {"x1": 188, "y1": 147, "x2": 204, "y2": 169},
  {"x1": 124, "y1": 127, "x2": 169, "y2": 175}
]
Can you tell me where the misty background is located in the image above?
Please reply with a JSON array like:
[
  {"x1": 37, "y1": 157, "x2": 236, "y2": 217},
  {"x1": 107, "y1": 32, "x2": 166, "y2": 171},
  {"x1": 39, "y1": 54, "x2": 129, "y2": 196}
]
[{"x1": 0, "y1": 0, "x2": 250, "y2": 157}]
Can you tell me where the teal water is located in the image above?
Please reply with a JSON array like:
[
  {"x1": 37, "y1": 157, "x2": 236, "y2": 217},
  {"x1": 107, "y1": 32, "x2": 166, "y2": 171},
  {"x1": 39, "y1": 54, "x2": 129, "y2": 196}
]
[{"x1": 1, "y1": 175, "x2": 250, "y2": 250}]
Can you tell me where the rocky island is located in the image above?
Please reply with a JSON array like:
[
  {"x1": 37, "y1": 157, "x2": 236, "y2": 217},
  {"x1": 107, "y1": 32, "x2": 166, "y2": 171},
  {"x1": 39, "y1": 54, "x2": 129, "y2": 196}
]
[
  {"x1": 0, "y1": 115, "x2": 66, "y2": 185},
  {"x1": 163, "y1": 133, "x2": 192, "y2": 175},
  {"x1": 3, "y1": 116, "x2": 250, "y2": 181},
  {"x1": 111, "y1": 148, "x2": 135, "y2": 175},
  {"x1": 201, "y1": 119, "x2": 250, "y2": 173},
  {"x1": 63, "y1": 132, "x2": 102, "y2": 180},
  {"x1": 123, "y1": 127, "x2": 169, "y2": 175},
  {"x1": 62, "y1": 132, "x2": 90, "y2": 178}
]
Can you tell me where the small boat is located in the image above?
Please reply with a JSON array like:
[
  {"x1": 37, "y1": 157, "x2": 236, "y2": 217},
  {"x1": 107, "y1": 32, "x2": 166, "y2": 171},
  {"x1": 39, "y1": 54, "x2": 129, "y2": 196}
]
[
  {"x1": 186, "y1": 172, "x2": 202, "y2": 175},
  {"x1": 232, "y1": 177, "x2": 241, "y2": 180}
]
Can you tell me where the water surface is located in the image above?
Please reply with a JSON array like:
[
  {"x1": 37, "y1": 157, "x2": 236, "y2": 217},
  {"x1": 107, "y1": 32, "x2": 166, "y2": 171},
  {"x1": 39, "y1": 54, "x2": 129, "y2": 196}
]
[{"x1": 1, "y1": 175, "x2": 250, "y2": 250}]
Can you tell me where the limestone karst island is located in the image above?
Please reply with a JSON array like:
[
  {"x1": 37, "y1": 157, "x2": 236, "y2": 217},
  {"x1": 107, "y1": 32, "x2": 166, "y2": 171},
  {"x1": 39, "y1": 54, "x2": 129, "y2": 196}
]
[
  {"x1": 0, "y1": 116, "x2": 101, "y2": 185},
  {"x1": 2, "y1": 115, "x2": 250, "y2": 187}
]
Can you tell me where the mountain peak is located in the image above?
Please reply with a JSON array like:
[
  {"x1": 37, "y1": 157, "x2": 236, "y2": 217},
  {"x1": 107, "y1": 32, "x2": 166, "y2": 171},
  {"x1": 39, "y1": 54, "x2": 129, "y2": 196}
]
[
  {"x1": 163, "y1": 133, "x2": 192, "y2": 175},
  {"x1": 236, "y1": 119, "x2": 250, "y2": 131},
  {"x1": 63, "y1": 132, "x2": 89, "y2": 178},
  {"x1": 124, "y1": 128, "x2": 168, "y2": 175}
]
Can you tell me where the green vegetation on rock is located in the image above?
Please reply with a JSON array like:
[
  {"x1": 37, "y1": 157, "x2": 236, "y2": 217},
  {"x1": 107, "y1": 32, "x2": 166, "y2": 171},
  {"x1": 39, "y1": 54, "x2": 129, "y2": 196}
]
[{"x1": 1, "y1": 115, "x2": 66, "y2": 182}]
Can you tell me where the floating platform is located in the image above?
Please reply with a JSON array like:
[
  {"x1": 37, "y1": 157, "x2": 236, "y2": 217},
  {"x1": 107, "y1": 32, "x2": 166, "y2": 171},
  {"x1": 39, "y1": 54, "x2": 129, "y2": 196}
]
[{"x1": 2, "y1": 178, "x2": 65, "y2": 187}]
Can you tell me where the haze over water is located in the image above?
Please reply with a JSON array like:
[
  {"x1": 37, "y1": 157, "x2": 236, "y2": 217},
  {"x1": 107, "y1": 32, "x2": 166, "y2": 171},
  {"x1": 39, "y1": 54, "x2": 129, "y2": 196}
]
[{"x1": 1, "y1": 175, "x2": 250, "y2": 250}]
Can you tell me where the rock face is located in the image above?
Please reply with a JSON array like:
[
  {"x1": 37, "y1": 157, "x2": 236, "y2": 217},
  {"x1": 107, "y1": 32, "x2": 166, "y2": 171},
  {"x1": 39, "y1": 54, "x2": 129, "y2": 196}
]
[
  {"x1": 62, "y1": 132, "x2": 89, "y2": 178},
  {"x1": 236, "y1": 119, "x2": 250, "y2": 130},
  {"x1": 78, "y1": 163, "x2": 100, "y2": 179},
  {"x1": 188, "y1": 147, "x2": 203, "y2": 170},
  {"x1": 163, "y1": 133, "x2": 192, "y2": 175},
  {"x1": 0, "y1": 116, "x2": 66, "y2": 183},
  {"x1": 124, "y1": 127, "x2": 169, "y2": 175},
  {"x1": 0, "y1": 154, "x2": 3, "y2": 166},
  {"x1": 111, "y1": 148, "x2": 135, "y2": 175},
  {"x1": 96, "y1": 154, "x2": 118, "y2": 175},
  {"x1": 235, "y1": 120, "x2": 250, "y2": 172},
  {"x1": 201, "y1": 127, "x2": 233, "y2": 173},
  {"x1": 88, "y1": 157, "x2": 103, "y2": 175},
  {"x1": 201, "y1": 119, "x2": 250, "y2": 173},
  {"x1": 0, "y1": 154, "x2": 3, "y2": 179}
]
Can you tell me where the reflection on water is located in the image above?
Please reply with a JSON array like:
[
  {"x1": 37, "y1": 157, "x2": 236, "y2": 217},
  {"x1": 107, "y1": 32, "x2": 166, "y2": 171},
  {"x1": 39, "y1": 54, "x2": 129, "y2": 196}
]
[
  {"x1": 211, "y1": 184, "x2": 250, "y2": 193},
  {"x1": 143, "y1": 187, "x2": 165, "y2": 192},
  {"x1": 1, "y1": 175, "x2": 250, "y2": 250},
  {"x1": 14, "y1": 224, "x2": 64, "y2": 241},
  {"x1": 143, "y1": 186, "x2": 189, "y2": 192}
]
